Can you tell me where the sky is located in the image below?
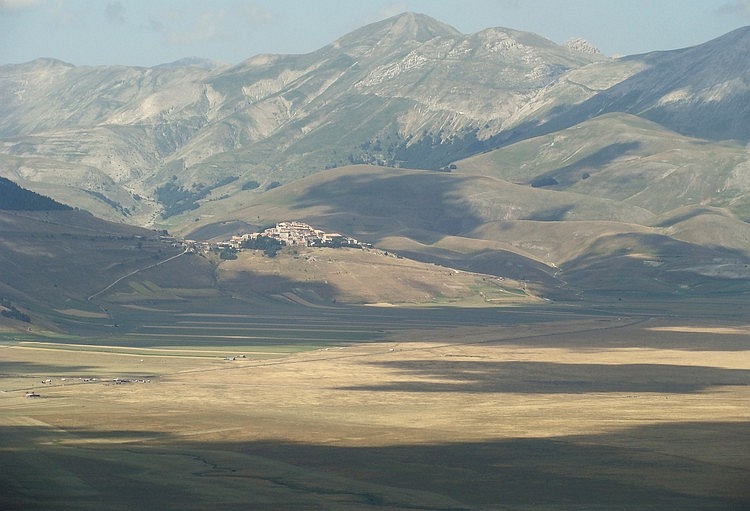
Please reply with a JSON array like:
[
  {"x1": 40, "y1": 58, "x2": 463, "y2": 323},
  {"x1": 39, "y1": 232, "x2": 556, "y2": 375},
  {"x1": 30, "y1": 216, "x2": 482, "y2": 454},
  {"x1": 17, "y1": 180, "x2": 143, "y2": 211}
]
[{"x1": 2, "y1": 0, "x2": 750, "y2": 67}]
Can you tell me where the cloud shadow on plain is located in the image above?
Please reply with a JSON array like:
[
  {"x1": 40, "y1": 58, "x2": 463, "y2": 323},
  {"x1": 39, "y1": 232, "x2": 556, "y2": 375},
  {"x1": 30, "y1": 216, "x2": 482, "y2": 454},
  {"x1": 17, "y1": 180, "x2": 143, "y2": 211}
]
[{"x1": 337, "y1": 359, "x2": 750, "y2": 394}]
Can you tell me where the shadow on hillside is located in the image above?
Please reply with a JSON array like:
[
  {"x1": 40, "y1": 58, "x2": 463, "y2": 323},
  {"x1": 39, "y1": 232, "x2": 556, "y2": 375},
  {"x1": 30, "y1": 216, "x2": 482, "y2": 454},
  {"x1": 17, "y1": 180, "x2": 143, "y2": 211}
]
[
  {"x1": 1, "y1": 421, "x2": 747, "y2": 510},
  {"x1": 392, "y1": 247, "x2": 564, "y2": 293},
  {"x1": 289, "y1": 170, "x2": 484, "y2": 244},
  {"x1": 337, "y1": 359, "x2": 750, "y2": 394},
  {"x1": 654, "y1": 206, "x2": 720, "y2": 228},
  {"x1": 222, "y1": 272, "x2": 339, "y2": 304},
  {"x1": 560, "y1": 232, "x2": 750, "y2": 295},
  {"x1": 528, "y1": 141, "x2": 642, "y2": 189},
  {"x1": 523, "y1": 204, "x2": 575, "y2": 221},
  {"x1": 186, "y1": 219, "x2": 261, "y2": 241}
]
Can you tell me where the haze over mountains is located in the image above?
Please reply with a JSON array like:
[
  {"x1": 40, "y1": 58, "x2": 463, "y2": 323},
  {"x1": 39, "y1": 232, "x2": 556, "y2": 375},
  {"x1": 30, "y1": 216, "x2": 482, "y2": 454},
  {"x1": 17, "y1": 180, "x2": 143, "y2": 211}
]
[{"x1": 2, "y1": 12, "x2": 750, "y2": 314}]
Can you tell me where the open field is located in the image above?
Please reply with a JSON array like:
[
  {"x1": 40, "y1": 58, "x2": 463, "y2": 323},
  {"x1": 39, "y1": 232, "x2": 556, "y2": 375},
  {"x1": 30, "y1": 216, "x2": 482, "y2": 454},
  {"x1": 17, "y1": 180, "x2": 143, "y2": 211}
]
[{"x1": 1, "y1": 304, "x2": 749, "y2": 510}]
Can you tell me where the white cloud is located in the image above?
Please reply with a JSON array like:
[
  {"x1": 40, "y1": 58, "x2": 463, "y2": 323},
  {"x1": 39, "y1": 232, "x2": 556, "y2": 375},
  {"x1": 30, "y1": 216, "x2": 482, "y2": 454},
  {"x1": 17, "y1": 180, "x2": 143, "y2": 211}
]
[
  {"x1": 105, "y1": 1, "x2": 125, "y2": 24},
  {"x1": 716, "y1": 0, "x2": 750, "y2": 18},
  {"x1": 0, "y1": 0, "x2": 41, "y2": 12},
  {"x1": 239, "y1": 4, "x2": 273, "y2": 24},
  {"x1": 166, "y1": 9, "x2": 226, "y2": 45}
]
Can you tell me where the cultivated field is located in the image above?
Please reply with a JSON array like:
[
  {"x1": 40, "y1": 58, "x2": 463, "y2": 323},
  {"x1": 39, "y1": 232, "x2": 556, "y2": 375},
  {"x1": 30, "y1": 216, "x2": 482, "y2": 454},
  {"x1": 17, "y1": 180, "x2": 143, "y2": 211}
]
[{"x1": 1, "y1": 303, "x2": 748, "y2": 510}]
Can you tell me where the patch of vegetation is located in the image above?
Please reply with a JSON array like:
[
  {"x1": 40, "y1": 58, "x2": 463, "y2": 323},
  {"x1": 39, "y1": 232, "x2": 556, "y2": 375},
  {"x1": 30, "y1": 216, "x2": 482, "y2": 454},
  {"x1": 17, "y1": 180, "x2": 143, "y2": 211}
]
[
  {"x1": 265, "y1": 181, "x2": 282, "y2": 191},
  {"x1": 241, "y1": 235, "x2": 284, "y2": 257},
  {"x1": 0, "y1": 177, "x2": 72, "y2": 211},
  {"x1": 219, "y1": 247, "x2": 238, "y2": 260},
  {"x1": 242, "y1": 180, "x2": 260, "y2": 190},
  {"x1": 0, "y1": 297, "x2": 31, "y2": 323},
  {"x1": 156, "y1": 181, "x2": 206, "y2": 217},
  {"x1": 531, "y1": 176, "x2": 559, "y2": 188},
  {"x1": 84, "y1": 190, "x2": 130, "y2": 216},
  {"x1": 336, "y1": 129, "x2": 496, "y2": 171},
  {"x1": 216, "y1": 175, "x2": 239, "y2": 187},
  {"x1": 156, "y1": 176, "x2": 239, "y2": 218}
]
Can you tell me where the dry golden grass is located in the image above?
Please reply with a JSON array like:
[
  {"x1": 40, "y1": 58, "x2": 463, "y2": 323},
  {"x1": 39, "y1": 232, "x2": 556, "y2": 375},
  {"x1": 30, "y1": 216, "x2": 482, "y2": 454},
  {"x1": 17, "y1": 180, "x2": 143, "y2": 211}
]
[
  {"x1": 220, "y1": 246, "x2": 537, "y2": 306},
  {"x1": 1, "y1": 313, "x2": 749, "y2": 509}
]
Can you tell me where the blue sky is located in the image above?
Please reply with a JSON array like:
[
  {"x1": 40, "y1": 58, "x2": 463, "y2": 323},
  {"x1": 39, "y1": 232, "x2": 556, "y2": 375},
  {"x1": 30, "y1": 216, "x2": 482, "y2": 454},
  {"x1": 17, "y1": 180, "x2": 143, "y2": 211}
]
[{"x1": 2, "y1": 0, "x2": 750, "y2": 66}]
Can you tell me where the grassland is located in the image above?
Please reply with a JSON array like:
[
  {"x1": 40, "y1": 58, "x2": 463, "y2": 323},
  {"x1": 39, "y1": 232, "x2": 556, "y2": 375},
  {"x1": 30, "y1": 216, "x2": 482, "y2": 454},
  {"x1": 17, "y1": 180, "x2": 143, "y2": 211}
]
[
  {"x1": 1, "y1": 208, "x2": 749, "y2": 509},
  {"x1": 1, "y1": 301, "x2": 748, "y2": 510},
  {"x1": 172, "y1": 161, "x2": 750, "y2": 307},
  {"x1": 219, "y1": 246, "x2": 538, "y2": 307}
]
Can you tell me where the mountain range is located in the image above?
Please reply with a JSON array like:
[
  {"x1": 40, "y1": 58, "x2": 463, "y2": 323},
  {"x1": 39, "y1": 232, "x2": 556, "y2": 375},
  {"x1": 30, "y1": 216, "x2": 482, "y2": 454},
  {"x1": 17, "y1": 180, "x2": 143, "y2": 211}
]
[{"x1": 2, "y1": 12, "x2": 750, "y2": 316}]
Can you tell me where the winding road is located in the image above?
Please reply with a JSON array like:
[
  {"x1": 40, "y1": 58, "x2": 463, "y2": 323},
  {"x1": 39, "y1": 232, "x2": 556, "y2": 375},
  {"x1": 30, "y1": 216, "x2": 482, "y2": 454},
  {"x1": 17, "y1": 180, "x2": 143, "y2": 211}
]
[{"x1": 87, "y1": 247, "x2": 188, "y2": 302}]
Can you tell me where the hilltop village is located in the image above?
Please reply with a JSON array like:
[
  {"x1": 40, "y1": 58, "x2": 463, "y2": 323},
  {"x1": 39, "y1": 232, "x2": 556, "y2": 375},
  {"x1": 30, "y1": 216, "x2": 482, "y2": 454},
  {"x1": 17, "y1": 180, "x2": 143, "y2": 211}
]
[
  {"x1": 225, "y1": 221, "x2": 366, "y2": 250},
  {"x1": 171, "y1": 222, "x2": 370, "y2": 258}
]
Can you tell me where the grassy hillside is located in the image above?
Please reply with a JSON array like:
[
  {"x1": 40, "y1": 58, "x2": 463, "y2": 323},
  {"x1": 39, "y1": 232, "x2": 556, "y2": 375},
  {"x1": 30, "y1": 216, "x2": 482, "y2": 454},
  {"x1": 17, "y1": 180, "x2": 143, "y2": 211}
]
[
  {"x1": 219, "y1": 245, "x2": 537, "y2": 307},
  {"x1": 180, "y1": 164, "x2": 655, "y2": 239},
  {"x1": 0, "y1": 206, "x2": 543, "y2": 335},
  {"x1": 175, "y1": 160, "x2": 750, "y2": 302},
  {"x1": 456, "y1": 113, "x2": 750, "y2": 218},
  {"x1": 0, "y1": 210, "x2": 181, "y2": 332}
]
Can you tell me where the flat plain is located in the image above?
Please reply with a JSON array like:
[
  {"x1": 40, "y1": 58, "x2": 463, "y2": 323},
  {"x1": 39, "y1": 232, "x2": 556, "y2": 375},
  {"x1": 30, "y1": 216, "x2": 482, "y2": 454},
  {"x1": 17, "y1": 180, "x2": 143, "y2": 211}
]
[{"x1": 1, "y1": 301, "x2": 749, "y2": 510}]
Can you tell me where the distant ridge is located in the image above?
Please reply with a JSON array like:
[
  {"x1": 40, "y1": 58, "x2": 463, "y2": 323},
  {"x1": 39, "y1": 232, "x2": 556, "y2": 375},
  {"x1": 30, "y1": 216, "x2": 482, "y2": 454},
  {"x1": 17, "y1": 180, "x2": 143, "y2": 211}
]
[
  {"x1": 534, "y1": 25, "x2": 750, "y2": 143},
  {"x1": 0, "y1": 176, "x2": 72, "y2": 210},
  {"x1": 155, "y1": 57, "x2": 224, "y2": 70}
]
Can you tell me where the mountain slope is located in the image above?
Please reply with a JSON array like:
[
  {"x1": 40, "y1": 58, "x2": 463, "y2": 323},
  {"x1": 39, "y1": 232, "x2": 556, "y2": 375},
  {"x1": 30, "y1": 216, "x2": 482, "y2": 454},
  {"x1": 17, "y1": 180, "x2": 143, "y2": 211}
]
[
  {"x1": 457, "y1": 113, "x2": 750, "y2": 219},
  {"x1": 520, "y1": 27, "x2": 750, "y2": 145},
  {"x1": 3, "y1": 16, "x2": 750, "y2": 228},
  {"x1": 0, "y1": 209, "x2": 183, "y2": 332},
  {"x1": 178, "y1": 162, "x2": 750, "y2": 301},
  {"x1": 0, "y1": 12, "x2": 606, "y2": 223},
  {"x1": 589, "y1": 26, "x2": 750, "y2": 142}
]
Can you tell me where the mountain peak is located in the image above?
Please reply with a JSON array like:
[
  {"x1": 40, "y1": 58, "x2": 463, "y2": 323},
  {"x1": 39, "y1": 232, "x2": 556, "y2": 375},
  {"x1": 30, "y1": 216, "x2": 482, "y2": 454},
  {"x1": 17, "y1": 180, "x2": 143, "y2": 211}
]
[
  {"x1": 380, "y1": 12, "x2": 461, "y2": 40},
  {"x1": 331, "y1": 11, "x2": 460, "y2": 54},
  {"x1": 23, "y1": 57, "x2": 75, "y2": 69}
]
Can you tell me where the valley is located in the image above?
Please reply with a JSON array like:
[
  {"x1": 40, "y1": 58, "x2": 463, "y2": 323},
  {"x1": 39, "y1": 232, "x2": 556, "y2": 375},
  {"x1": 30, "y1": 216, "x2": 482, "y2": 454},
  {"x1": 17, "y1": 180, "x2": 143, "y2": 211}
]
[
  {"x1": 1, "y1": 202, "x2": 747, "y2": 508},
  {"x1": 1, "y1": 10, "x2": 750, "y2": 510},
  {"x1": 2, "y1": 303, "x2": 749, "y2": 510}
]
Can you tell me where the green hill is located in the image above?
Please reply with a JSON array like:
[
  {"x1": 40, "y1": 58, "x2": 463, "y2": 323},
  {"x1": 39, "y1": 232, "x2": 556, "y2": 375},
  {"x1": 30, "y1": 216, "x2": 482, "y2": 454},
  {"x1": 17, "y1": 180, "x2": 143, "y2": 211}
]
[{"x1": 456, "y1": 113, "x2": 750, "y2": 219}]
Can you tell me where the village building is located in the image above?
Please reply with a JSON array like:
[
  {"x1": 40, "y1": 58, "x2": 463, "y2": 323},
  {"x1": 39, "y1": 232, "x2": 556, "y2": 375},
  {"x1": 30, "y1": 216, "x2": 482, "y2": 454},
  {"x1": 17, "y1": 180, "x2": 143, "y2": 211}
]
[
  {"x1": 174, "y1": 221, "x2": 369, "y2": 256},
  {"x1": 238, "y1": 222, "x2": 364, "y2": 249}
]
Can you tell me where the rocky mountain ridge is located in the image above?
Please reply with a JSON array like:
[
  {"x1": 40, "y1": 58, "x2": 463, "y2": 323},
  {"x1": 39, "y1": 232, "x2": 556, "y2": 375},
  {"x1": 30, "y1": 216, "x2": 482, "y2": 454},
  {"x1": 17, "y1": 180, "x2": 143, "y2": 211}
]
[{"x1": 0, "y1": 12, "x2": 607, "y2": 223}]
